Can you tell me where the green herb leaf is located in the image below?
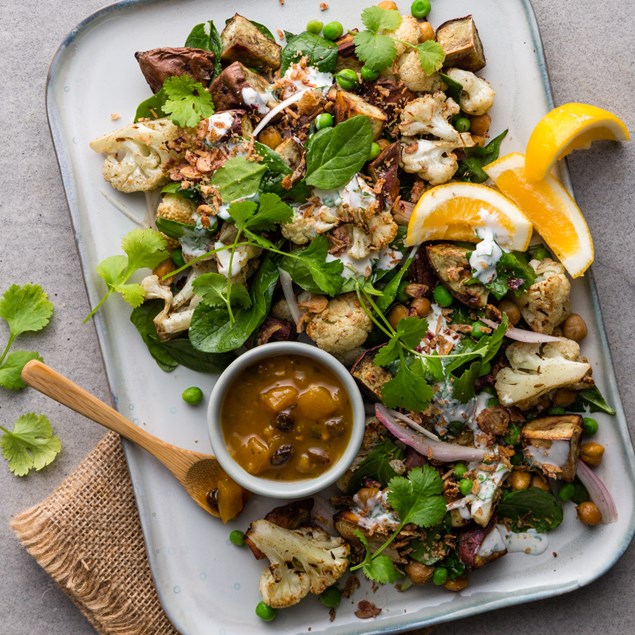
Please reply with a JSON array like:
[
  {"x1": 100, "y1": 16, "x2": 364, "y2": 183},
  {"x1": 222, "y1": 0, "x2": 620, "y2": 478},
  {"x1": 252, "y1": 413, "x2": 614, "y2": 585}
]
[
  {"x1": 161, "y1": 181, "x2": 201, "y2": 202},
  {"x1": 498, "y1": 487, "x2": 564, "y2": 533},
  {"x1": 353, "y1": 531, "x2": 402, "y2": 584},
  {"x1": 281, "y1": 235, "x2": 344, "y2": 296},
  {"x1": 457, "y1": 129, "x2": 508, "y2": 183},
  {"x1": 134, "y1": 88, "x2": 167, "y2": 122},
  {"x1": 250, "y1": 20, "x2": 276, "y2": 41},
  {"x1": 375, "y1": 247, "x2": 417, "y2": 312},
  {"x1": 230, "y1": 193, "x2": 293, "y2": 232},
  {"x1": 209, "y1": 156, "x2": 268, "y2": 202},
  {"x1": 578, "y1": 386, "x2": 616, "y2": 415},
  {"x1": 451, "y1": 360, "x2": 481, "y2": 403},
  {"x1": 440, "y1": 72, "x2": 462, "y2": 104},
  {"x1": 472, "y1": 251, "x2": 536, "y2": 300},
  {"x1": 416, "y1": 40, "x2": 446, "y2": 75},
  {"x1": 185, "y1": 20, "x2": 223, "y2": 77},
  {"x1": 162, "y1": 75, "x2": 214, "y2": 128},
  {"x1": 375, "y1": 317, "x2": 428, "y2": 367},
  {"x1": 305, "y1": 116, "x2": 374, "y2": 189},
  {"x1": 0, "y1": 413, "x2": 61, "y2": 477},
  {"x1": 360, "y1": 6, "x2": 402, "y2": 32},
  {"x1": 381, "y1": 359, "x2": 434, "y2": 412},
  {"x1": 353, "y1": 31, "x2": 397, "y2": 72},
  {"x1": 0, "y1": 351, "x2": 42, "y2": 390},
  {"x1": 155, "y1": 216, "x2": 218, "y2": 240},
  {"x1": 280, "y1": 32, "x2": 339, "y2": 75},
  {"x1": 347, "y1": 439, "x2": 405, "y2": 493},
  {"x1": 193, "y1": 273, "x2": 251, "y2": 309},
  {"x1": 387, "y1": 466, "x2": 445, "y2": 527},
  {"x1": 0, "y1": 284, "x2": 54, "y2": 339}
]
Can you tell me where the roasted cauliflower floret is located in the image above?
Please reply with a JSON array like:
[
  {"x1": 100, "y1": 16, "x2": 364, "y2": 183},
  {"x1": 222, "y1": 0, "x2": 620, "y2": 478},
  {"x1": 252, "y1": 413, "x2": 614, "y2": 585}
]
[
  {"x1": 306, "y1": 293, "x2": 372, "y2": 354},
  {"x1": 399, "y1": 93, "x2": 461, "y2": 142},
  {"x1": 246, "y1": 520, "x2": 350, "y2": 609},
  {"x1": 368, "y1": 209, "x2": 398, "y2": 251},
  {"x1": 391, "y1": 14, "x2": 421, "y2": 56},
  {"x1": 444, "y1": 68, "x2": 495, "y2": 116},
  {"x1": 516, "y1": 258, "x2": 571, "y2": 334},
  {"x1": 281, "y1": 203, "x2": 339, "y2": 245},
  {"x1": 400, "y1": 138, "x2": 460, "y2": 185},
  {"x1": 90, "y1": 118, "x2": 181, "y2": 193},
  {"x1": 395, "y1": 51, "x2": 444, "y2": 93},
  {"x1": 495, "y1": 340, "x2": 591, "y2": 409},
  {"x1": 155, "y1": 193, "x2": 197, "y2": 248}
]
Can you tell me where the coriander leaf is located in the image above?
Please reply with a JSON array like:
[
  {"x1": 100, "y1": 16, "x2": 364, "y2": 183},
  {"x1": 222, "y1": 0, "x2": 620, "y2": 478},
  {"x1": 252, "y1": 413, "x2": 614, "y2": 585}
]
[
  {"x1": 122, "y1": 228, "x2": 171, "y2": 271},
  {"x1": 193, "y1": 273, "x2": 251, "y2": 309},
  {"x1": 416, "y1": 40, "x2": 446, "y2": 75},
  {"x1": 498, "y1": 487, "x2": 563, "y2": 532},
  {"x1": 381, "y1": 359, "x2": 434, "y2": 412},
  {"x1": 457, "y1": 129, "x2": 508, "y2": 183},
  {"x1": 209, "y1": 156, "x2": 268, "y2": 202},
  {"x1": 0, "y1": 413, "x2": 61, "y2": 477},
  {"x1": 281, "y1": 32, "x2": 339, "y2": 75},
  {"x1": 578, "y1": 386, "x2": 616, "y2": 416},
  {"x1": 162, "y1": 75, "x2": 214, "y2": 128},
  {"x1": 346, "y1": 439, "x2": 405, "y2": 493},
  {"x1": 0, "y1": 351, "x2": 42, "y2": 390},
  {"x1": 227, "y1": 200, "x2": 258, "y2": 227},
  {"x1": 353, "y1": 31, "x2": 397, "y2": 72},
  {"x1": 363, "y1": 554, "x2": 401, "y2": 584},
  {"x1": 281, "y1": 236, "x2": 344, "y2": 296},
  {"x1": 374, "y1": 336, "x2": 401, "y2": 367},
  {"x1": 95, "y1": 255, "x2": 128, "y2": 289},
  {"x1": 185, "y1": 20, "x2": 222, "y2": 77},
  {"x1": 360, "y1": 6, "x2": 402, "y2": 32},
  {"x1": 114, "y1": 283, "x2": 146, "y2": 308},
  {"x1": 396, "y1": 316, "x2": 428, "y2": 351},
  {"x1": 387, "y1": 466, "x2": 445, "y2": 527},
  {"x1": 305, "y1": 116, "x2": 374, "y2": 189},
  {"x1": 134, "y1": 88, "x2": 167, "y2": 122},
  {"x1": 451, "y1": 360, "x2": 481, "y2": 403},
  {"x1": 0, "y1": 284, "x2": 54, "y2": 339},
  {"x1": 248, "y1": 193, "x2": 293, "y2": 231}
]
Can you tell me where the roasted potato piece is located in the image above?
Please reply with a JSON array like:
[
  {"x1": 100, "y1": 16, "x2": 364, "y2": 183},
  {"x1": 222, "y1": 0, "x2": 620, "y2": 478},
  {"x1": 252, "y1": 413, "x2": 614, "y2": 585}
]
[
  {"x1": 522, "y1": 415, "x2": 583, "y2": 481},
  {"x1": 436, "y1": 15, "x2": 486, "y2": 72},
  {"x1": 275, "y1": 137, "x2": 304, "y2": 171},
  {"x1": 135, "y1": 47, "x2": 217, "y2": 93},
  {"x1": 426, "y1": 243, "x2": 488, "y2": 308},
  {"x1": 351, "y1": 348, "x2": 392, "y2": 401},
  {"x1": 209, "y1": 61, "x2": 275, "y2": 112},
  {"x1": 221, "y1": 14, "x2": 281, "y2": 71},
  {"x1": 334, "y1": 91, "x2": 387, "y2": 139}
]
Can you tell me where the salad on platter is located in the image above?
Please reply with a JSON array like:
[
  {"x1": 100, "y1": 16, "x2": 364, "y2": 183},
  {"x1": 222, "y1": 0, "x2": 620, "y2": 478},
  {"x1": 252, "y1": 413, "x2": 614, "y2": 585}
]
[{"x1": 87, "y1": 0, "x2": 629, "y2": 621}]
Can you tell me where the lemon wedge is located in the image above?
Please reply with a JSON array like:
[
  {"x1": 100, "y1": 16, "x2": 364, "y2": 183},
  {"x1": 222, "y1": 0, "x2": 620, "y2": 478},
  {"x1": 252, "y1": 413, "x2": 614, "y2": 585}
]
[
  {"x1": 405, "y1": 182, "x2": 533, "y2": 251},
  {"x1": 524, "y1": 103, "x2": 630, "y2": 181},
  {"x1": 484, "y1": 153, "x2": 593, "y2": 278}
]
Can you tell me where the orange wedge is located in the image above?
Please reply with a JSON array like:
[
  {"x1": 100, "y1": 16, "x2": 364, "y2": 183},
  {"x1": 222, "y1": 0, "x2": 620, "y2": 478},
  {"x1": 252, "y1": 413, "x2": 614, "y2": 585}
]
[
  {"x1": 405, "y1": 182, "x2": 533, "y2": 251},
  {"x1": 484, "y1": 153, "x2": 593, "y2": 278},
  {"x1": 524, "y1": 103, "x2": 630, "y2": 181}
]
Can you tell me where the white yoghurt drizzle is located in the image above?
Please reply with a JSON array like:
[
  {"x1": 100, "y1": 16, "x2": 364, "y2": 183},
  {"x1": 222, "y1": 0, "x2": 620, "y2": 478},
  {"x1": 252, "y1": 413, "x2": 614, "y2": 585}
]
[
  {"x1": 468, "y1": 209, "x2": 511, "y2": 284},
  {"x1": 477, "y1": 524, "x2": 549, "y2": 558}
]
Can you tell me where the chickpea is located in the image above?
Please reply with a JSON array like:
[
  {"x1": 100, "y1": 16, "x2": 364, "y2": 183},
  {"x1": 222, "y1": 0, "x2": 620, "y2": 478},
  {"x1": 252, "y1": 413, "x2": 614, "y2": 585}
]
[
  {"x1": 580, "y1": 441, "x2": 605, "y2": 467},
  {"x1": 377, "y1": 1, "x2": 398, "y2": 9},
  {"x1": 562, "y1": 313, "x2": 588, "y2": 342},
  {"x1": 498, "y1": 299, "x2": 521, "y2": 326},
  {"x1": 376, "y1": 138, "x2": 391, "y2": 150},
  {"x1": 355, "y1": 486, "x2": 380, "y2": 506},
  {"x1": 419, "y1": 21, "x2": 435, "y2": 42},
  {"x1": 388, "y1": 304, "x2": 409, "y2": 330},
  {"x1": 471, "y1": 135, "x2": 486, "y2": 147},
  {"x1": 531, "y1": 474, "x2": 550, "y2": 491},
  {"x1": 577, "y1": 501, "x2": 602, "y2": 526},
  {"x1": 412, "y1": 297, "x2": 432, "y2": 317},
  {"x1": 469, "y1": 114, "x2": 491, "y2": 137},
  {"x1": 552, "y1": 387, "x2": 577, "y2": 408},
  {"x1": 258, "y1": 128, "x2": 283, "y2": 150},
  {"x1": 153, "y1": 258, "x2": 176, "y2": 282},
  {"x1": 405, "y1": 561, "x2": 434, "y2": 585},
  {"x1": 444, "y1": 576, "x2": 469, "y2": 592},
  {"x1": 511, "y1": 470, "x2": 531, "y2": 491}
]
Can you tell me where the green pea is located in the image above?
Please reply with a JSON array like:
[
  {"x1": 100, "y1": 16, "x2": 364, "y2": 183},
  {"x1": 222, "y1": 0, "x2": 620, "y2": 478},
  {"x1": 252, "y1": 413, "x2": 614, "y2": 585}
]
[
  {"x1": 571, "y1": 481, "x2": 590, "y2": 504},
  {"x1": 323, "y1": 21, "x2": 344, "y2": 41},
  {"x1": 503, "y1": 424, "x2": 522, "y2": 447},
  {"x1": 432, "y1": 567, "x2": 448, "y2": 586},
  {"x1": 411, "y1": 0, "x2": 432, "y2": 19},
  {"x1": 582, "y1": 417, "x2": 599, "y2": 436},
  {"x1": 478, "y1": 361, "x2": 492, "y2": 377},
  {"x1": 433, "y1": 285, "x2": 453, "y2": 307},
  {"x1": 182, "y1": 386, "x2": 204, "y2": 405},
  {"x1": 368, "y1": 142, "x2": 381, "y2": 161},
  {"x1": 229, "y1": 530, "x2": 245, "y2": 546},
  {"x1": 319, "y1": 586, "x2": 342, "y2": 608},
  {"x1": 487, "y1": 396, "x2": 500, "y2": 407},
  {"x1": 315, "y1": 112, "x2": 334, "y2": 130},
  {"x1": 255, "y1": 601, "x2": 277, "y2": 622},
  {"x1": 459, "y1": 478, "x2": 473, "y2": 496},
  {"x1": 306, "y1": 19, "x2": 323, "y2": 34},
  {"x1": 453, "y1": 116, "x2": 471, "y2": 133},
  {"x1": 396, "y1": 280, "x2": 410, "y2": 303},
  {"x1": 335, "y1": 68, "x2": 358, "y2": 91},
  {"x1": 471, "y1": 321, "x2": 487, "y2": 339},
  {"x1": 547, "y1": 406, "x2": 566, "y2": 415},
  {"x1": 361, "y1": 65, "x2": 380, "y2": 81},
  {"x1": 171, "y1": 248, "x2": 185, "y2": 268},
  {"x1": 558, "y1": 483, "x2": 576, "y2": 502},
  {"x1": 532, "y1": 245, "x2": 550, "y2": 260},
  {"x1": 453, "y1": 463, "x2": 468, "y2": 478}
]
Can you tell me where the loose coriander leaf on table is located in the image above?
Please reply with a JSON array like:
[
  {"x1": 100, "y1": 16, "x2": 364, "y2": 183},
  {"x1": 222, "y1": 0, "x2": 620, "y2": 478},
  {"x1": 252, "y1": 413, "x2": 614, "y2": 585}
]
[
  {"x1": 0, "y1": 351, "x2": 42, "y2": 390},
  {"x1": 0, "y1": 283, "x2": 54, "y2": 339},
  {"x1": 162, "y1": 75, "x2": 214, "y2": 128},
  {"x1": 0, "y1": 413, "x2": 61, "y2": 477}
]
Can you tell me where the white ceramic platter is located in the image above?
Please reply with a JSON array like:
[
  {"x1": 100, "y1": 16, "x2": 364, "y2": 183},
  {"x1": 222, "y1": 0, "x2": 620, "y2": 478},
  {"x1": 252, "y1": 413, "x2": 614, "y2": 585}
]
[{"x1": 47, "y1": 0, "x2": 635, "y2": 633}]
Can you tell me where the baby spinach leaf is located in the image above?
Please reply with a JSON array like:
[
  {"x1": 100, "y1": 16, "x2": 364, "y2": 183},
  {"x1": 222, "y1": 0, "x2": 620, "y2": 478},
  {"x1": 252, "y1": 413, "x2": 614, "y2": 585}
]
[
  {"x1": 305, "y1": 117, "x2": 374, "y2": 190},
  {"x1": 185, "y1": 20, "x2": 223, "y2": 77},
  {"x1": 250, "y1": 20, "x2": 276, "y2": 41},
  {"x1": 161, "y1": 181, "x2": 200, "y2": 202},
  {"x1": 209, "y1": 157, "x2": 268, "y2": 202},
  {"x1": 498, "y1": 487, "x2": 563, "y2": 532},
  {"x1": 135, "y1": 89, "x2": 167, "y2": 122},
  {"x1": 375, "y1": 247, "x2": 417, "y2": 312},
  {"x1": 155, "y1": 216, "x2": 218, "y2": 240},
  {"x1": 578, "y1": 386, "x2": 616, "y2": 416},
  {"x1": 253, "y1": 142, "x2": 311, "y2": 202},
  {"x1": 281, "y1": 31, "x2": 339, "y2": 75},
  {"x1": 440, "y1": 72, "x2": 462, "y2": 104},
  {"x1": 456, "y1": 129, "x2": 508, "y2": 183},
  {"x1": 451, "y1": 360, "x2": 481, "y2": 403},
  {"x1": 470, "y1": 251, "x2": 536, "y2": 300}
]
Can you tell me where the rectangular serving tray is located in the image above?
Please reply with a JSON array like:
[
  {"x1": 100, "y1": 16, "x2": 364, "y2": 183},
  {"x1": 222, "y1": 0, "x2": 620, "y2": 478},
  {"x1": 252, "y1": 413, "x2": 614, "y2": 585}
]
[{"x1": 47, "y1": 1, "x2": 635, "y2": 633}]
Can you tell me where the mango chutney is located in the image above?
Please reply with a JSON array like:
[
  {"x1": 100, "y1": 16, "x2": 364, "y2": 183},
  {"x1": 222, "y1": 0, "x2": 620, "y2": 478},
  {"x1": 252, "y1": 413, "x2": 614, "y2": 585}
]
[{"x1": 220, "y1": 354, "x2": 353, "y2": 481}]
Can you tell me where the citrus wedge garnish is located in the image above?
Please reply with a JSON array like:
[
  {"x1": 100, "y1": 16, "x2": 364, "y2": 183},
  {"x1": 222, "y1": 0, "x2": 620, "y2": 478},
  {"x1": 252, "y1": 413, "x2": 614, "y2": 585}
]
[
  {"x1": 405, "y1": 182, "x2": 533, "y2": 251},
  {"x1": 484, "y1": 152, "x2": 593, "y2": 278},
  {"x1": 524, "y1": 103, "x2": 630, "y2": 181}
]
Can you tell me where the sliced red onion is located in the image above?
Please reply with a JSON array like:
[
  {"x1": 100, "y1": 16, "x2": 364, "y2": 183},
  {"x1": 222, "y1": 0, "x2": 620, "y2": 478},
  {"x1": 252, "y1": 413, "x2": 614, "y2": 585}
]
[
  {"x1": 576, "y1": 459, "x2": 618, "y2": 524},
  {"x1": 388, "y1": 408, "x2": 441, "y2": 442},
  {"x1": 252, "y1": 89, "x2": 309, "y2": 138},
  {"x1": 375, "y1": 404, "x2": 486, "y2": 463},
  {"x1": 481, "y1": 318, "x2": 566, "y2": 343},
  {"x1": 278, "y1": 268, "x2": 301, "y2": 326}
]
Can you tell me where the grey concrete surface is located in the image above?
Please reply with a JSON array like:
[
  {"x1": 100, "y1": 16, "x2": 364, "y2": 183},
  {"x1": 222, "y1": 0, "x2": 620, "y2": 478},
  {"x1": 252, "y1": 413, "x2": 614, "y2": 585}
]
[{"x1": 0, "y1": 1, "x2": 633, "y2": 633}]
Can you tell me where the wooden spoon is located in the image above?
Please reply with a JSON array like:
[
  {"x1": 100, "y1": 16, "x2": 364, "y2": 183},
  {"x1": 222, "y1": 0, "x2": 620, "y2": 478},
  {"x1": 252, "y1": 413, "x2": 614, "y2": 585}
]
[{"x1": 22, "y1": 359, "x2": 227, "y2": 519}]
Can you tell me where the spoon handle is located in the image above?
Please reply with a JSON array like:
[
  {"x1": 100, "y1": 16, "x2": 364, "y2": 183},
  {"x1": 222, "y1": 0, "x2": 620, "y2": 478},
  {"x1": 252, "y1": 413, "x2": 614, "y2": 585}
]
[{"x1": 21, "y1": 360, "x2": 171, "y2": 458}]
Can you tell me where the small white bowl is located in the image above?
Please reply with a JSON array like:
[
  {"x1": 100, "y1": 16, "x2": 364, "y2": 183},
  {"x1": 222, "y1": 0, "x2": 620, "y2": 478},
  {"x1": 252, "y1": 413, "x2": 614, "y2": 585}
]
[{"x1": 207, "y1": 341, "x2": 365, "y2": 499}]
